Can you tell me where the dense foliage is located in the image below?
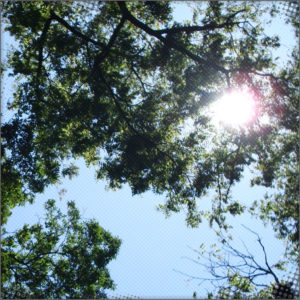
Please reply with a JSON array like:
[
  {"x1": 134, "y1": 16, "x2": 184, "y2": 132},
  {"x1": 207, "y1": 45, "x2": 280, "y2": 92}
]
[
  {"x1": 1, "y1": 199, "x2": 121, "y2": 298},
  {"x1": 1, "y1": 1, "x2": 298, "y2": 297}
]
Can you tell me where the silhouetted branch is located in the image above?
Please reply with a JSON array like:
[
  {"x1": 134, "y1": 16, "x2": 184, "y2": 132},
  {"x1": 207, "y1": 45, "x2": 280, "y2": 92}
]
[
  {"x1": 50, "y1": 10, "x2": 104, "y2": 48},
  {"x1": 118, "y1": 1, "x2": 229, "y2": 75},
  {"x1": 176, "y1": 226, "x2": 287, "y2": 297}
]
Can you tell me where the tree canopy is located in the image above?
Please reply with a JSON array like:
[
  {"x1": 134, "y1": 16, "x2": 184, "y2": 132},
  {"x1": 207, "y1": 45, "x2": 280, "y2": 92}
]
[
  {"x1": 1, "y1": 0, "x2": 299, "y2": 290},
  {"x1": 1, "y1": 199, "x2": 121, "y2": 298}
]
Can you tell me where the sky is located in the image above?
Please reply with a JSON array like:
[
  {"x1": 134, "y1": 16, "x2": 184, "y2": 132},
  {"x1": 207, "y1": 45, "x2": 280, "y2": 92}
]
[{"x1": 1, "y1": 2, "x2": 297, "y2": 299}]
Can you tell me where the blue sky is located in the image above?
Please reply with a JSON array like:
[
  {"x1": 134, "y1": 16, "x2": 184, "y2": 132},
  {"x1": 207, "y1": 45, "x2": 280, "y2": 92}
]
[
  {"x1": 4, "y1": 160, "x2": 288, "y2": 298},
  {"x1": 1, "y1": 2, "x2": 296, "y2": 298}
]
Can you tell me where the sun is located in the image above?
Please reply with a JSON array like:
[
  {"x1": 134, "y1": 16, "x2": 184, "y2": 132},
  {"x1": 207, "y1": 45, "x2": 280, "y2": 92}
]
[{"x1": 210, "y1": 89, "x2": 256, "y2": 128}]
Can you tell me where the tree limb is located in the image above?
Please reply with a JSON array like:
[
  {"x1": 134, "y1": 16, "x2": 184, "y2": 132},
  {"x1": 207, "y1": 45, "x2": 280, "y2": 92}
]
[
  {"x1": 93, "y1": 16, "x2": 126, "y2": 70},
  {"x1": 35, "y1": 17, "x2": 52, "y2": 105},
  {"x1": 50, "y1": 10, "x2": 104, "y2": 48},
  {"x1": 118, "y1": 1, "x2": 229, "y2": 75},
  {"x1": 177, "y1": 227, "x2": 284, "y2": 296},
  {"x1": 156, "y1": 9, "x2": 246, "y2": 35},
  {"x1": 37, "y1": 17, "x2": 52, "y2": 79},
  {"x1": 130, "y1": 63, "x2": 147, "y2": 95}
]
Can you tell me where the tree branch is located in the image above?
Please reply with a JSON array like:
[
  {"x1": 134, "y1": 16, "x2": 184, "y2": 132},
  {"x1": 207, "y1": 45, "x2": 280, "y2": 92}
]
[
  {"x1": 93, "y1": 16, "x2": 126, "y2": 70},
  {"x1": 35, "y1": 17, "x2": 52, "y2": 105},
  {"x1": 118, "y1": 1, "x2": 229, "y2": 75},
  {"x1": 241, "y1": 225, "x2": 280, "y2": 284},
  {"x1": 37, "y1": 17, "x2": 52, "y2": 79},
  {"x1": 50, "y1": 10, "x2": 104, "y2": 48},
  {"x1": 155, "y1": 23, "x2": 230, "y2": 35},
  {"x1": 156, "y1": 9, "x2": 246, "y2": 35},
  {"x1": 130, "y1": 63, "x2": 147, "y2": 95},
  {"x1": 177, "y1": 227, "x2": 284, "y2": 296}
]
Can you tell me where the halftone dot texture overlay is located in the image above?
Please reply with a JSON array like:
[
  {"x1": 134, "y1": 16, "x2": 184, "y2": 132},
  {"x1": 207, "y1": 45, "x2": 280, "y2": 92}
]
[
  {"x1": 107, "y1": 293, "x2": 141, "y2": 299},
  {"x1": 224, "y1": 267, "x2": 299, "y2": 299},
  {"x1": 279, "y1": 1, "x2": 299, "y2": 35},
  {"x1": 276, "y1": 266, "x2": 300, "y2": 299},
  {"x1": 280, "y1": 1, "x2": 299, "y2": 19},
  {"x1": 269, "y1": 264, "x2": 299, "y2": 299},
  {"x1": 106, "y1": 268, "x2": 299, "y2": 300}
]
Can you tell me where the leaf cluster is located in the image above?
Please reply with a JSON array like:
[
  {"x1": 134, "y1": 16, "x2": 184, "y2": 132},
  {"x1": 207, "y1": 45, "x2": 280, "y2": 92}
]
[{"x1": 1, "y1": 199, "x2": 121, "y2": 298}]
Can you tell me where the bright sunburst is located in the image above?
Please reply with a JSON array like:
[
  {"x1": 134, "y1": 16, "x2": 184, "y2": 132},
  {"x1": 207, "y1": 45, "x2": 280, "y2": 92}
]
[{"x1": 210, "y1": 89, "x2": 256, "y2": 128}]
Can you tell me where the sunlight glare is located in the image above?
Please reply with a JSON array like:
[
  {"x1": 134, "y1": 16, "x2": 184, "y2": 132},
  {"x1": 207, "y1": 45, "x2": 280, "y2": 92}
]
[{"x1": 210, "y1": 89, "x2": 256, "y2": 128}]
